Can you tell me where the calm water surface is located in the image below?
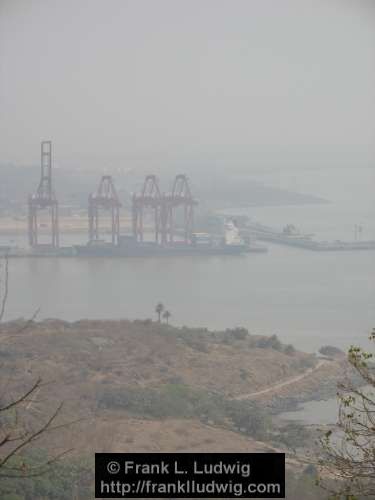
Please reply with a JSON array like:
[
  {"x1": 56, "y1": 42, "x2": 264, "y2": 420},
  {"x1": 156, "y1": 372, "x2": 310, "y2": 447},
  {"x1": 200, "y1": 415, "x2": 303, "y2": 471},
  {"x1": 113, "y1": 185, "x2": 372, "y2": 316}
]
[
  {"x1": 3, "y1": 167, "x2": 375, "y2": 353},
  {"x1": 3, "y1": 244, "x2": 373, "y2": 353},
  {"x1": 280, "y1": 397, "x2": 339, "y2": 425}
]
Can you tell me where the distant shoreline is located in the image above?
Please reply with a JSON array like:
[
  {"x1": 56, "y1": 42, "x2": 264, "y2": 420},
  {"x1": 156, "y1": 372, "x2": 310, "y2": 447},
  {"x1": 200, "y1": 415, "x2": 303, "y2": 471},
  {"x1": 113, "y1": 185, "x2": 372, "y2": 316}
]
[{"x1": 214, "y1": 198, "x2": 329, "y2": 212}]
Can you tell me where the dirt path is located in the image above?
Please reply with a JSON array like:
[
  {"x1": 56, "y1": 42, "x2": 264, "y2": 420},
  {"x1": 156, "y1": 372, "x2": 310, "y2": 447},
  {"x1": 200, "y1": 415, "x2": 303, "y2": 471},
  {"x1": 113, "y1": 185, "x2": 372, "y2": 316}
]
[{"x1": 234, "y1": 360, "x2": 329, "y2": 400}]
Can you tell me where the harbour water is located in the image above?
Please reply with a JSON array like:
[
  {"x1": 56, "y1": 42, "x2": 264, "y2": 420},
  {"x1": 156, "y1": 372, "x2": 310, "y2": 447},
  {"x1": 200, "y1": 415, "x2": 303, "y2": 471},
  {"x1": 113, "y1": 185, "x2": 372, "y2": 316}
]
[
  {"x1": 280, "y1": 396, "x2": 339, "y2": 426},
  {"x1": 2, "y1": 166, "x2": 374, "y2": 354}
]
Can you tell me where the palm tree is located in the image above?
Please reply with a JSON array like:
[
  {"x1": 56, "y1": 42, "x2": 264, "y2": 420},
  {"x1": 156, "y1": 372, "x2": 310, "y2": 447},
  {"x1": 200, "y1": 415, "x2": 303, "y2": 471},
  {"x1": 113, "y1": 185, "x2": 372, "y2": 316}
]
[
  {"x1": 155, "y1": 302, "x2": 164, "y2": 323},
  {"x1": 162, "y1": 310, "x2": 171, "y2": 325}
]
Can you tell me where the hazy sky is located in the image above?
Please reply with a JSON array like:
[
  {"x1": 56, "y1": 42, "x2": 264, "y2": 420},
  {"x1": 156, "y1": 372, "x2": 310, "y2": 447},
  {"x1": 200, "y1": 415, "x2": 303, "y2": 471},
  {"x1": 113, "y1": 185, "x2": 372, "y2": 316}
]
[{"x1": 1, "y1": 0, "x2": 374, "y2": 170}]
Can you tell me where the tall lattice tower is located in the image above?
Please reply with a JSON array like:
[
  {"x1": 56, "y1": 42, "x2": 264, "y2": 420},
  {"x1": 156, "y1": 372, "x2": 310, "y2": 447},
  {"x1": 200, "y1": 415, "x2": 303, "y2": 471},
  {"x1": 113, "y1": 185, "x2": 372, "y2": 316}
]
[
  {"x1": 88, "y1": 175, "x2": 121, "y2": 245},
  {"x1": 28, "y1": 141, "x2": 59, "y2": 247}
]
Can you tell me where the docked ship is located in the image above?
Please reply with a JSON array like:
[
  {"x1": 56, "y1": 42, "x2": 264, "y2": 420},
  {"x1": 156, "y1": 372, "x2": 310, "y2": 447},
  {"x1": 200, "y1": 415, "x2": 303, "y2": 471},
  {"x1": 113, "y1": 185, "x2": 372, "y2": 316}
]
[{"x1": 74, "y1": 221, "x2": 267, "y2": 257}]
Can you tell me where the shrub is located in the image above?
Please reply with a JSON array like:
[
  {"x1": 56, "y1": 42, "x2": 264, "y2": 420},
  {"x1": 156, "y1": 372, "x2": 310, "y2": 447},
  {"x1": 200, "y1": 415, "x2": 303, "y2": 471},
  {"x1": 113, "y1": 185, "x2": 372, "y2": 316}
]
[
  {"x1": 318, "y1": 345, "x2": 344, "y2": 357},
  {"x1": 298, "y1": 355, "x2": 316, "y2": 369},
  {"x1": 255, "y1": 334, "x2": 283, "y2": 351},
  {"x1": 226, "y1": 400, "x2": 270, "y2": 440},
  {"x1": 275, "y1": 422, "x2": 311, "y2": 448},
  {"x1": 284, "y1": 344, "x2": 296, "y2": 356},
  {"x1": 226, "y1": 327, "x2": 249, "y2": 340},
  {"x1": 98, "y1": 385, "x2": 270, "y2": 438}
]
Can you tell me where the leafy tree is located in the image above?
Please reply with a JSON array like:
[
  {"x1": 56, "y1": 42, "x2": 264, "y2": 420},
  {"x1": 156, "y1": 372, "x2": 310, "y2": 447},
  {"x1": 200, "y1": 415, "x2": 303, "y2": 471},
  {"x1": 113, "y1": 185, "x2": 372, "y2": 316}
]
[
  {"x1": 284, "y1": 344, "x2": 296, "y2": 356},
  {"x1": 318, "y1": 329, "x2": 375, "y2": 498},
  {"x1": 225, "y1": 327, "x2": 248, "y2": 340},
  {"x1": 162, "y1": 310, "x2": 171, "y2": 325},
  {"x1": 155, "y1": 302, "x2": 164, "y2": 323}
]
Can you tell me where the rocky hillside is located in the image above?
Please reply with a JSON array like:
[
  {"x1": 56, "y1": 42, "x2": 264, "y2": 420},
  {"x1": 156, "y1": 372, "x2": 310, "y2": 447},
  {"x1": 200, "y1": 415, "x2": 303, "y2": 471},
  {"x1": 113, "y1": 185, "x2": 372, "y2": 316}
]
[{"x1": 0, "y1": 319, "x2": 345, "y2": 457}]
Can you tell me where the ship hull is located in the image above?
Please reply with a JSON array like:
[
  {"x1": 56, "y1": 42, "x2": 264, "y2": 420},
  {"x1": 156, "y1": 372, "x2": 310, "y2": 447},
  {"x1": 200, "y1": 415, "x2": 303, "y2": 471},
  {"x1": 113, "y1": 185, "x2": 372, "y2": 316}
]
[{"x1": 74, "y1": 242, "x2": 265, "y2": 257}]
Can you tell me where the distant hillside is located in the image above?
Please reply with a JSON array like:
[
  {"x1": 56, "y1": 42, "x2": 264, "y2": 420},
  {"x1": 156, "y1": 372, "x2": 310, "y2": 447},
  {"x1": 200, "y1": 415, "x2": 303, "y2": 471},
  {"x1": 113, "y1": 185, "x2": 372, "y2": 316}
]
[
  {"x1": 1, "y1": 319, "x2": 343, "y2": 448},
  {"x1": 3, "y1": 319, "x2": 317, "y2": 396},
  {"x1": 0, "y1": 164, "x2": 327, "y2": 214},
  {"x1": 192, "y1": 174, "x2": 328, "y2": 209},
  {"x1": 0, "y1": 318, "x2": 346, "y2": 500}
]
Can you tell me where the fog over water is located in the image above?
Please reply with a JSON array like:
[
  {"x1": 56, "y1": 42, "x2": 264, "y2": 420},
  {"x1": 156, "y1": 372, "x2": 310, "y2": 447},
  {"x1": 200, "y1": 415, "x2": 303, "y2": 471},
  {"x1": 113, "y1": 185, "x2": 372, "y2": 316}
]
[
  {"x1": 1, "y1": 1, "x2": 374, "y2": 354},
  {"x1": 3, "y1": 165, "x2": 374, "y2": 354},
  {"x1": 1, "y1": 0, "x2": 375, "y2": 170},
  {"x1": 1, "y1": 2, "x2": 375, "y2": 496}
]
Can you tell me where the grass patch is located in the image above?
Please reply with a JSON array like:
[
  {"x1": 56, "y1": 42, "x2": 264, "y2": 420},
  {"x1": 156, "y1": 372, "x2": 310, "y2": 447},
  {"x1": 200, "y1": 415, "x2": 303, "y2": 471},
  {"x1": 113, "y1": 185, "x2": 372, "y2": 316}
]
[{"x1": 98, "y1": 384, "x2": 270, "y2": 439}]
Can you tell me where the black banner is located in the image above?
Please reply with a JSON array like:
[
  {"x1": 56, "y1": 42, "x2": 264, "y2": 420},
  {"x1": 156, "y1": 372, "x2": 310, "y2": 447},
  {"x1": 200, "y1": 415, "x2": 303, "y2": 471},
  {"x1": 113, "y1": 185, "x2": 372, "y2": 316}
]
[{"x1": 95, "y1": 452, "x2": 285, "y2": 498}]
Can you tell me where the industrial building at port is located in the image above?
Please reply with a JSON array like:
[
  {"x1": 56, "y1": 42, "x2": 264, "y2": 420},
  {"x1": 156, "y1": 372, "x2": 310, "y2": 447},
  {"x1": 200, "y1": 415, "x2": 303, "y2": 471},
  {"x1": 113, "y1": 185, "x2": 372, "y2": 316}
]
[
  {"x1": 9, "y1": 140, "x2": 374, "y2": 257},
  {"x1": 27, "y1": 140, "x2": 198, "y2": 250},
  {"x1": 25, "y1": 140, "x2": 249, "y2": 257}
]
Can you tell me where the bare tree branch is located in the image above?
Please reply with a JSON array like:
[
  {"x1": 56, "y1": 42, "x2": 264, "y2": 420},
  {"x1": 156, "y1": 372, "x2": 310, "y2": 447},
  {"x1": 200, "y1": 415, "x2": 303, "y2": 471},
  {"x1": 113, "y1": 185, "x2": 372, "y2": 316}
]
[
  {"x1": 0, "y1": 254, "x2": 9, "y2": 322},
  {"x1": 0, "y1": 378, "x2": 42, "y2": 413},
  {"x1": 0, "y1": 255, "x2": 75, "y2": 481},
  {"x1": 0, "y1": 402, "x2": 64, "y2": 471}
]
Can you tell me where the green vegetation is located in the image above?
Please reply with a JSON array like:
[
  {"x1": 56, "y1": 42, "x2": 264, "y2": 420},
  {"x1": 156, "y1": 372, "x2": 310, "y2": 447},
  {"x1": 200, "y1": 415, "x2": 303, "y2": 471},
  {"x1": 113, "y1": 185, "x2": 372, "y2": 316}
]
[
  {"x1": 225, "y1": 326, "x2": 249, "y2": 340},
  {"x1": 318, "y1": 330, "x2": 375, "y2": 498},
  {"x1": 254, "y1": 333, "x2": 283, "y2": 351},
  {"x1": 98, "y1": 383, "x2": 270, "y2": 439},
  {"x1": 155, "y1": 302, "x2": 172, "y2": 324},
  {"x1": 275, "y1": 422, "x2": 312, "y2": 449},
  {"x1": 282, "y1": 469, "x2": 327, "y2": 500},
  {"x1": 284, "y1": 344, "x2": 296, "y2": 355},
  {"x1": 0, "y1": 451, "x2": 92, "y2": 500},
  {"x1": 318, "y1": 345, "x2": 344, "y2": 358},
  {"x1": 0, "y1": 454, "x2": 337, "y2": 500},
  {"x1": 156, "y1": 322, "x2": 299, "y2": 357},
  {"x1": 155, "y1": 302, "x2": 164, "y2": 323},
  {"x1": 162, "y1": 309, "x2": 171, "y2": 324}
]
